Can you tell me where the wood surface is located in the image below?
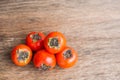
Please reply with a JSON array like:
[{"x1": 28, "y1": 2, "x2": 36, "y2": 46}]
[{"x1": 0, "y1": 0, "x2": 120, "y2": 80}]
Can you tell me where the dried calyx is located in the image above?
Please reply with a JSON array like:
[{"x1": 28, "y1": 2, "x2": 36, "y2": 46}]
[
  {"x1": 48, "y1": 37, "x2": 59, "y2": 49},
  {"x1": 17, "y1": 49, "x2": 29, "y2": 63},
  {"x1": 30, "y1": 33, "x2": 41, "y2": 42},
  {"x1": 40, "y1": 64, "x2": 51, "y2": 71},
  {"x1": 63, "y1": 49, "x2": 72, "y2": 59}
]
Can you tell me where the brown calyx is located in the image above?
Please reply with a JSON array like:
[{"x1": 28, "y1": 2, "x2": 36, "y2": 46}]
[
  {"x1": 40, "y1": 64, "x2": 51, "y2": 71},
  {"x1": 16, "y1": 49, "x2": 29, "y2": 63},
  {"x1": 30, "y1": 33, "x2": 41, "y2": 42},
  {"x1": 48, "y1": 37, "x2": 59, "y2": 49},
  {"x1": 63, "y1": 49, "x2": 72, "y2": 59}
]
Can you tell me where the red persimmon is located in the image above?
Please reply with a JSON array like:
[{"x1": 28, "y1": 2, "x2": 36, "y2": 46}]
[
  {"x1": 11, "y1": 44, "x2": 32, "y2": 66},
  {"x1": 56, "y1": 47, "x2": 78, "y2": 68},
  {"x1": 33, "y1": 50, "x2": 56, "y2": 70},
  {"x1": 26, "y1": 32, "x2": 45, "y2": 51},
  {"x1": 44, "y1": 32, "x2": 66, "y2": 54}
]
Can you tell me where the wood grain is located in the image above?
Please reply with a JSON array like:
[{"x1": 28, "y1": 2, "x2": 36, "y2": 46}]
[{"x1": 0, "y1": 0, "x2": 120, "y2": 80}]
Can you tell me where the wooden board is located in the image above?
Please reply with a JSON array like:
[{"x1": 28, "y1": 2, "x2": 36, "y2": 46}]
[{"x1": 0, "y1": 0, "x2": 120, "y2": 80}]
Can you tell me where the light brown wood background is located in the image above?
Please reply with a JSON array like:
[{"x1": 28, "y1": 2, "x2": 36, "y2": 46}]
[{"x1": 0, "y1": 0, "x2": 120, "y2": 80}]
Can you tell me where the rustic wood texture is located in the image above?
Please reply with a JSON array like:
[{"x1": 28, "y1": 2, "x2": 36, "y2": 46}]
[{"x1": 0, "y1": 0, "x2": 120, "y2": 80}]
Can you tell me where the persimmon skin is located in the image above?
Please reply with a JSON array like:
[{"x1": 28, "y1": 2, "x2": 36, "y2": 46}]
[
  {"x1": 56, "y1": 47, "x2": 78, "y2": 68},
  {"x1": 26, "y1": 32, "x2": 45, "y2": 51},
  {"x1": 11, "y1": 44, "x2": 32, "y2": 66},
  {"x1": 44, "y1": 32, "x2": 66, "y2": 54},
  {"x1": 33, "y1": 50, "x2": 56, "y2": 70}
]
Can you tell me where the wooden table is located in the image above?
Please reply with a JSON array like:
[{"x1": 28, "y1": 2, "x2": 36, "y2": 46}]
[{"x1": 0, "y1": 0, "x2": 120, "y2": 80}]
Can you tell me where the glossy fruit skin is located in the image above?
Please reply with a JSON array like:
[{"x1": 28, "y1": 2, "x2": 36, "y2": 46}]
[
  {"x1": 26, "y1": 32, "x2": 45, "y2": 51},
  {"x1": 11, "y1": 44, "x2": 32, "y2": 66},
  {"x1": 44, "y1": 32, "x2": 66, "y2": 54},
  {"x1": 33, "y1": 50, "x2": 56, "y2": 70},
  {"x1": 56, "y1": 47, "x2": 78, "y2": 68}
]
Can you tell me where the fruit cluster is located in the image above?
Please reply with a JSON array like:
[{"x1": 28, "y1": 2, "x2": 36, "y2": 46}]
[{"x1": 11, "y1": 31, "x2": 78, "y2": 70}]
